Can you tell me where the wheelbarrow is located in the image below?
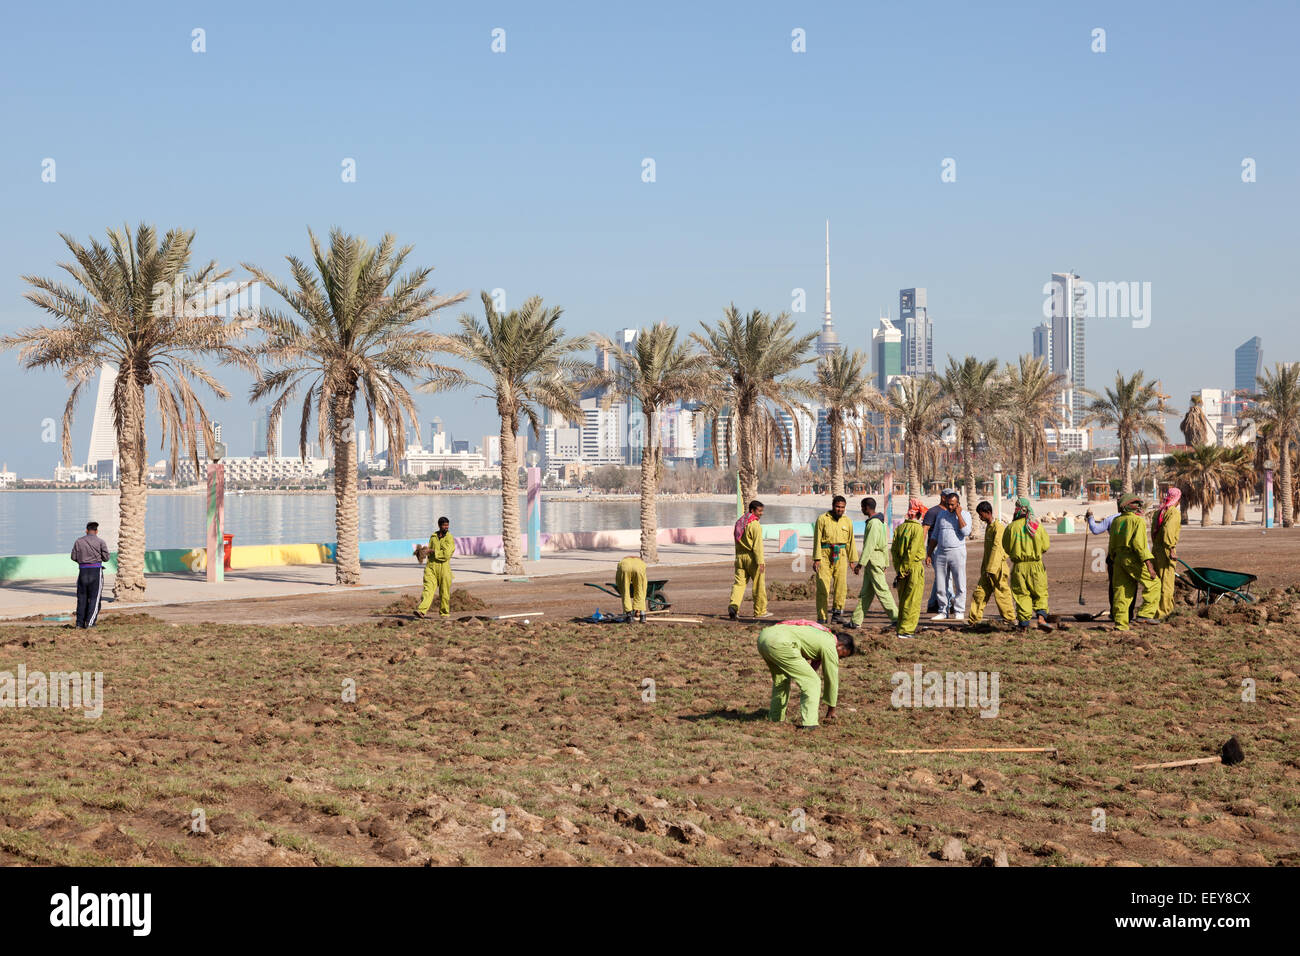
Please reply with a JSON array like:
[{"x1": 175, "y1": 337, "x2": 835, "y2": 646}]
[
  {"x1": 584, "y1": 579, "x2": 671, "y2": 611},
  {"x1": 1174, "y1": 559, "x2": 1257, "y2": 606}
]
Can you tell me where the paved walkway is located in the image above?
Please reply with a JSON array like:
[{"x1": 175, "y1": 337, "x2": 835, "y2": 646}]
[{"x1": 0, "y1": 541, "x2": 737, "y2": 621}]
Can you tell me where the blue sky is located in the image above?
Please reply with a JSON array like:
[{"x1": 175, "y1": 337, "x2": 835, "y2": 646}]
[{"x1": 1, "y1": 0, "x2": 1296, "y2": 473}]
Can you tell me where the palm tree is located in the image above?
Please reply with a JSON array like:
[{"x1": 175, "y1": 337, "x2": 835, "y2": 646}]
[
  {"x1": 886, "y1": 375, "x2": 945, "y2": 499},
  {"x1": 1218, "y1": 445, "x2": 1255, "y2": 525},
  {"x1": 810, "y1": 349, "x2": 883, "y2": 496},
  {"x1": 1164, "y1": 445, "x2": 1228, "y2": 526},
  {"x1": 244, "y1": 229, "x2": 465, "y2": 585},
  {"x1": 1001, "y1": 355, "x2": 1069, "y2": 500},
  {"x1": 428, "y1": 292, "x2": 594, "y2": 574},
  {"x1": 4, "y1": 224, "x2": 253, "y2": 600},
  {"x1": 595, "y1": 323, "x2": 711, "y2": 563},
  {"x1": 1180, "y1": 394, "x2": 1210, "y2": 446},
  {"x1": 1242, "y1": 362, "x2": 1300, "y2": 527},
  {"x1": 1081, "y1": 371, "x2": 1168, "y2": 495},
  {"x1": 941, "y1": 355, "x2": 1005, "y2": 511},
  {"x1": 693, "y1": 306, "x2": 816, "y2": 503}
]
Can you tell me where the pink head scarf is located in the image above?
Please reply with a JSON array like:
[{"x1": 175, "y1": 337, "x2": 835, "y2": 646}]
[{"x1": 1157, "y1": 487, "x2": 1181, "y2": 526}]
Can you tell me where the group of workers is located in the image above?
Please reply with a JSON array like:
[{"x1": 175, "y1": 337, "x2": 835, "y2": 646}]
[{"x1": 727, "y1": 487, "x2": 1185, "y2": 639}]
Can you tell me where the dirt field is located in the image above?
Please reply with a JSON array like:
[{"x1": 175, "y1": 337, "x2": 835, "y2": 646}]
[{"x1": 1, "y1": 526, "x2": 1296, "y2": 866}]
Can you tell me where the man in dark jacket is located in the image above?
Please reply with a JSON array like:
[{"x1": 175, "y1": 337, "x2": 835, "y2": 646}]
[{"x1": 70, "y1": 522, "x2": 111, "y2": 628}]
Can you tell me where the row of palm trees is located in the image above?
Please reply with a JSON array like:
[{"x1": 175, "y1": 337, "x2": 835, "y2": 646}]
[{"x1": 6, "y1": 224, "x2": 1299, "y2": 599}]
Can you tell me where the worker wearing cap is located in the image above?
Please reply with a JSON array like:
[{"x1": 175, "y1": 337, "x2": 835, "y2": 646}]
[
  {"x1": 70, "y1": 521, "x2": 111, "y2": 628},
  {"x1": 1152, "y1": 487, "x2": 1182, "y2": 619},
  {"x1": 966, "y1": 501, "x2": 1016, "y2": 625},
  {"x1": 1109, "y1": 493, "x2": 1160, "y2": 630},
  {"x1": 728, "y1": 500, "x2": 768, "y2": 620},
  {"x1": 415, "y1": 517, "x2": 456, "y2": 618},
  {"x1": 616, "y1": 554, "x2": 648, "y2": 623},
  {"x1": 755, "y1": 619, "x2": 855, "y2": 728},
  {"x1": 813, "y1": 495, "x2": 858, "y2": 624},
  {"x1": 891, "y1": 499, "x2": 928, "y2": 638},
  {"x1": 1002, "y1": 497, "x2": 1051, "y2": 629},
  {"x1": 849, "y1": 496, "x2": 897, "y2": 628}
]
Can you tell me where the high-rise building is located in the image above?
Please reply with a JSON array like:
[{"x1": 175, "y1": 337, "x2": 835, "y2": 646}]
[
  {"x1": 871, "y1": 316, "x2": 902, "y2": 394},
  {"x1": 253, "y1": 405, "x2": 281, "y2": 457},
  {"x1": 1032, "y1": 322, "x2": 1052, "y2": 368},
  {"x1": 1234, "y1": 336, "x2": 1262, "y2": 393},
  {"x1": 1048, "y1": 272, "x2": 1087, "y2": 426},
  {"x1": 86, "y1": 364, "x2": 118, "y2": 468},
  {"x1": 1193, "y1": 388, "x2": 1227, "y2": 444},
  {"x1": 899, "y1": 288, "x2": 932, "y2": 376},
  {"x1": 816, "y1": 220, "x2": 841, "y2": 358}
]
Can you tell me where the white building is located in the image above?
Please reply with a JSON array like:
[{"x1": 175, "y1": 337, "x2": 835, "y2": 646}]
[
  {"x1": 54, "y1": 463, "x2": 97, "y2": 483},
  {"x1": 581, "y1": 399, "x2": 623, "y2": 465},
  {"x1": 400, "y1": 445, "x2": 491, "y2": 478},
  {"x1": 1045, "y1": 427, "x2": 1090, "y2": 454},
  {"x1": 1193, "y1": 388, "x2": 1227, "y2": 444},
  {"x1": 86, "y1": 364, "x2": 118, "y2": 470},
  {"x1": 0, "y1": 464, "x2": 16, "y2": 488},
  {"x1": 173, "y1": 456, "x2": 329, "y2": 484}
]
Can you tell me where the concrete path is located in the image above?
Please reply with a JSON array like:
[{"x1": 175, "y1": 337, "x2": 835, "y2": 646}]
[{"x1": 0, "y1": 541, "x2": 737, "y2": 621}]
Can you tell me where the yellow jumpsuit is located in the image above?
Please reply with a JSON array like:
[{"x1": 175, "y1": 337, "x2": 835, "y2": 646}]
[
  {"x1": 890, "y1": 518, "x2": 927, "y2": 634},
  {"x1": 416, "y1": 532, "x2": 456, "y2": 617},
  {"x1": 813, "y1": 512, "x2": 858, "y2": 622},
  {"x1": 1109, "y1": 513, "x2": 1158, "y2": 629},
  {"x1": 728, "y1": 517, "x2": 767, "y2": 616},
  {"x1": 1002, "y1": 518, "x2": 1050, "y2": 622},
  {"x1": 1152, "y1": 507, "x2": 1181, "y2": 619},
  {"x1": 967, "y1": 518, "x2": 1017, "y2": 624},
  {"x1": 616, "y1": 556, "x2": 648, "y2": 613},
  {"x1": 756, "y1": 622, "x2": 839, "y2": 727},
  {"x1": 852, "y1": 515, "x2": 898, "y2": 625}
]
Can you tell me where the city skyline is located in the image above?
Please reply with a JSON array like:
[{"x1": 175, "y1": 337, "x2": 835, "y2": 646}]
[{"x1": 2, "y1": 2, "x2": 1296, "y2": 474}]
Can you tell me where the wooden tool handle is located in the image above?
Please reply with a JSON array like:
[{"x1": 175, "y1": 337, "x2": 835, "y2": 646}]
[
  {"x1": 1132, "y1": 756, "x2": 1220, "y2": 770},
  {"x1": 886, "y1": 747, "x2": 1058, "y2": 755}
]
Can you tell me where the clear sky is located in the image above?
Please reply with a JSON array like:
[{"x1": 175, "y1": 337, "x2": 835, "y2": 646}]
[{"x1": 1, "y1": 0, "x2": 1296, "y2": 474}]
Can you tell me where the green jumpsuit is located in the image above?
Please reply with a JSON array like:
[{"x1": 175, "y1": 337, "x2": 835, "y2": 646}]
[
  {"x1": 616, "y1": 556, "x2": 648, "y2": 613},
  {"x1": 756, "y1": 622, "x2": 839, "y2": 727},
  {"x1": 1152, "y1": 507, "x2": 1181, "y2": 619},
  {"x1": 728, "y1": 517, "x2": 767, "y2": 616},
  {"x1": 813, "y1": 512, "x2": 858, "y2": 622},
  {"x1": 852, "y1": 515, "x2": 898, "y2": 626},
  {"x1": 967, "y1": 518, "x2": 1016, "y2": 624},
  {"x1": 1002, "y1": 517, "x2": 1050, "y2": 622},
  {"x1": 1109, "y1": 513, "x2": 1159, "y2": 629},
  {"x1": 416, "y1": 531, "x2": 456, "y2": 617},
  {"x1": 890, "y1": 518, "x2": 927, "y2": 635}
]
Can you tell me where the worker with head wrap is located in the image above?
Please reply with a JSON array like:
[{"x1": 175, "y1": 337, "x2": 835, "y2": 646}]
[
  {"x1": 1151, "y1": 487, "x2": 1182, "y2": 619},
  {"x1": 1109, "y1": 492, "x2": 1160, "y2": 629},
  {"x1": 890, "y1": 499, "x2": 928, "y2": 638},
  {"x1": 813, "y1": 495, "x2": 858, "y2": 624},
  {"x1": 755, "y1": 619, "x2": 855, "y2": 729},
  {"x1": 966, "y1": 501, "x2": 1017, "y2": 625},
  {"x1": 1002, "y1": 497, "x2": 1052, "y2": 630}
]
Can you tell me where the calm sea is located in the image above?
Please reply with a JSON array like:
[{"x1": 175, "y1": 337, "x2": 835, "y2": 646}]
[{"x1": 0, "y1": 492, "x2": 825, "y2": 555}]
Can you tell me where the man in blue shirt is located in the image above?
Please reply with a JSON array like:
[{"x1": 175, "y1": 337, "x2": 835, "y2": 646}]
[
  {"x1": 1086, "y1": 503, "x2": 1120, "y2": 610},
  {"x1": 926, "y1": 489, "x2": 973, "y2": 620}
]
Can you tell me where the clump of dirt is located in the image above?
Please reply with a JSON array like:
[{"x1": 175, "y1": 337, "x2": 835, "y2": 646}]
[
  {"x1": 1194, "y1": 584, "x2": 1300, "y2": 627},
  {"x1": 768, "y1": 576, "x2": 817, "y2": 601},
  {"x1": 377, "y1": 591, "x2": 487, "y2": 615}
]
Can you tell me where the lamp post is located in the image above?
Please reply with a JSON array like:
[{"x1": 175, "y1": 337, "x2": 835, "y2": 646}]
[
  {"x1": 526, "y1": 451, "x2": 541, "y2": 562},
  {"x1": 993, "y1": 462, "x2": 1003, "y2": 520},
  {"x1": 206, "y1": 436, "x2": 227, "y2": 583}
]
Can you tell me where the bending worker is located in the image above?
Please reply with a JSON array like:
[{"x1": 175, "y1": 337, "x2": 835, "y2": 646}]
[
  {"x1": 813, "y1": 495, "x2": 858, "y2": 624},
  {"x1": 415, "y1": 516, "x2": 456, "y2": 618},
  {"x1": 848, "y1": 496, "x2": 897, "y2": 629},
  {"x1": 891, "y1": 499, "x2": 928, "y2": 639},
  {"x1": 966, "y1": 501, "x2": 1017, "y2": 626},
  {"x1": 616, "y1": 554, "x2": 648, "y2": 624},
  {"x1": 1108, "y1": 493, "x2": 1160, "y2": 630},
  {"x1": 1002, "y1": 497, "x2": 1052, "y2": 630},
  {"x1": 728, "y1": 500, "x2": 768, "y2": 620},
  {"x1": 1151, "y1": 487, "x2": 1182, "y2": 619},
  {"x1": 756, "y1": 619, "x2": 855, "y2": 729}
]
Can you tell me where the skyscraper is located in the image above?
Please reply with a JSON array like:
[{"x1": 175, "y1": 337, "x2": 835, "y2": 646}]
[
  {"x1": 1048, "y1": 272, "x2": 1087, "y2": 426},
  {"x1": 253, "y1": 405, "x2": 281, "y2": 457},
  {"x1": 871, "y1": 316, "x2": 902, "y2": 394},
  {"x1": 816, "y1": 220, "x2": 841, "y2": 357},
  {"x1": 1234, "y1": 336, "x2": 1262, "y2": 393},
  {"x1": 1032, "y1": 322, "x2": 1052, "y2": 368},
  {"x1": 86, "y1": 364, "x2": 118, "y2": 468},
  {"x1": 899, "y1": 288, "x2": 932, "y2": 376}
]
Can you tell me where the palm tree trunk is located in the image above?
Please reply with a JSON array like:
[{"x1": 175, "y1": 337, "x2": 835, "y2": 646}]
[
  {"x1": 1281, "y1": 438, "x2": 1294, "y2": 528},
  {"x1": 113, "y1": 376, "x2": 149, "y2": 601},
  {"x1": 830, "y1": 413, "x2": 844, "y2": 497},
  {"x1": 905, "y1": 439, "x2": 919, "y2": 499},
  {"x1": 332, "y1": 394, "x2": 360, "y2": 585},
  {"x1": 1016, "y1": 435, "x2": 1029, "y2": 502},
  {"x1": 500, "y1": 410, "x2": 523, "y2": 573},
  {"x1": 1120, "y1": 432, "x2": 1132, "y2": 495},
  {"x1": 964, "y1": 439, "x2": 977, "y2": 513},
  {"x1": 639, "y1": 408, "x2": 659, "y2": 563},
  {"x1": 737, "y1": 399, "x2": 757, "y2": 504}
]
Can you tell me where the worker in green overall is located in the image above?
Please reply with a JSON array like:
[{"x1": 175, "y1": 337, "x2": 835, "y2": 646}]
[
  {"x1": 1109, "y1": 493, "x2": 1160, "y2": 630},
  {"x1": 891, "y1": 499, "x2": 928, "y2": 638},
  {"x1": 616, "y1": 555, "x2": 648, "y2": 623},
  {"x1": 1002, "y1": 497, "x2": 1052, "y2": 630},
  {"x1": 755, "y1": 619, "x2": 855, "y2": 729},
  {"x1": 848, "y1": 496, "x2": 897, "y2": 628},
  {"x1": 415, "y1": 516, "x2": 456, "y2": 618},
  {"x1": 813, "y1": 495, "x2": 858, "y2": 624}
]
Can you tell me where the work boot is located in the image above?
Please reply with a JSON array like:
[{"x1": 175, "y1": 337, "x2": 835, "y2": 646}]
[
  {"x1": 728, "y1": 605, "x2": 738, "y2": 620},
  {"x1": 638, "y1": 611, "x2": 646, "y2": 623}
]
